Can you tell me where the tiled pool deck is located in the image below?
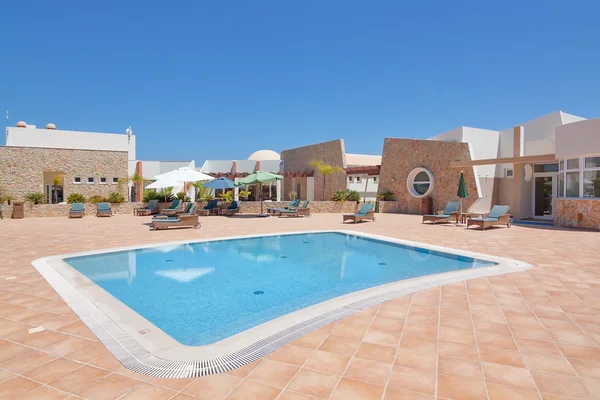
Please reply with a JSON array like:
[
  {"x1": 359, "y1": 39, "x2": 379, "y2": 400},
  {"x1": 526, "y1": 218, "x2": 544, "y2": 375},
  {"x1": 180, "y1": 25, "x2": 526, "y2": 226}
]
[{"x1": 0, "y1": 214, "x2": 598, "y2": 400}]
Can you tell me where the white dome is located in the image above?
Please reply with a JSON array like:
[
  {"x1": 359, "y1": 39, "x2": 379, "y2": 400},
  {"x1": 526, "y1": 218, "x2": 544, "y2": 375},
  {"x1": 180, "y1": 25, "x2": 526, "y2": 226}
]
[
  {"x1": 46, "y1": 123, "x2": 56, "y2": 130},
  {"x1": 16, "y1": 121, "x2": 26, "y2": 128},
  {"x1": 248, "y1": 149, "x2": 280, "y2": 161}
]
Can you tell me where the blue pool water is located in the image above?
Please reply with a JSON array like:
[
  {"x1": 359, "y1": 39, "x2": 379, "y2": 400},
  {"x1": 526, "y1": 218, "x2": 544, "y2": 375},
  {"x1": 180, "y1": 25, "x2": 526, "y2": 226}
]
[{"x1": 65, "y1": 232, "x2": 496, "y2": 346}]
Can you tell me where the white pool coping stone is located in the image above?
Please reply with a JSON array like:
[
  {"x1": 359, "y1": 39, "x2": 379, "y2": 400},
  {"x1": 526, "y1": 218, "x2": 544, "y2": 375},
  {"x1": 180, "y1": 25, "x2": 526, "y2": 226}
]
[{"x1": 33, "y1": 230, "x2": 532, "y2": 378}]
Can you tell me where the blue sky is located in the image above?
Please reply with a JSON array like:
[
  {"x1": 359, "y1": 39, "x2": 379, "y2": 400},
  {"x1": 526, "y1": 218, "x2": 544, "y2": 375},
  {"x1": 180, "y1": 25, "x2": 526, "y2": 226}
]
[{"x1": 2, "y1": 1, "x2": 599, "y2": 162}]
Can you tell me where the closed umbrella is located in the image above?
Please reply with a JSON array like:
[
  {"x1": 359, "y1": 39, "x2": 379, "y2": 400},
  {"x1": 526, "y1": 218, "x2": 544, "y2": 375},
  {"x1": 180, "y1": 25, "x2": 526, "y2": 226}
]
[
  {"x1": 457, "y1": 170, "x2": 469, "y2": 224},
  {"x1": 235, "y1": 171, "x2": 283, "y2": 216}
]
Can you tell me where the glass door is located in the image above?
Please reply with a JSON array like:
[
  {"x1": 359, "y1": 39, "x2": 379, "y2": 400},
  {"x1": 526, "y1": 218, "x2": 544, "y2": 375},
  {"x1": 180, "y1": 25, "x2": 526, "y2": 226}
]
[{"x1": 534, "y1": 175, "x2": 554, "y2": 218}]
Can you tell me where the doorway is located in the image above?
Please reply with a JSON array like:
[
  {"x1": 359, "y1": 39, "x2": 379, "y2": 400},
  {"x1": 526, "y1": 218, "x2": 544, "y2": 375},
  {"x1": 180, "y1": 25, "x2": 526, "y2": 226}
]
[{"x1": 533, "y1": 174, "x2": 555, "y2": 219}]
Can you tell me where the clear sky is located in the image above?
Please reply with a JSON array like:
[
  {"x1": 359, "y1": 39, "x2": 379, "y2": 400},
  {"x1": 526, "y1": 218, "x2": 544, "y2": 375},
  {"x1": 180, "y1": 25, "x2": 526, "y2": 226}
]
[{"x1": 2, "y1": 1, "x2": 599, "y2": 162}]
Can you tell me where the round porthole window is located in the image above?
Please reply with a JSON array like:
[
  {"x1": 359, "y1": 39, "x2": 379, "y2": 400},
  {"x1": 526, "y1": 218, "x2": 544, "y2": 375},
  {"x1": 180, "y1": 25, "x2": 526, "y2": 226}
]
[{"x1": 406, "y1": 168, "x2": 434, "y2": 198}]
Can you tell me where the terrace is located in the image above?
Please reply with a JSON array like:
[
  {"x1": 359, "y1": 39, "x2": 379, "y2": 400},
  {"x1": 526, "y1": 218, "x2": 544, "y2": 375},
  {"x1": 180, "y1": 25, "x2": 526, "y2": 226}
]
[{"x1": 0, "y1": 214, "x2": 598, "y2": 399}]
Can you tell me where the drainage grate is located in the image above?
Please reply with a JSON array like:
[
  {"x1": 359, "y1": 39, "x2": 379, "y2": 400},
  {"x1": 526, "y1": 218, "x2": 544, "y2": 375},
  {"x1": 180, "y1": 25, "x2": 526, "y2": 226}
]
[
  {"x1": 253, "y1": 291, "x2": 265, "y2": 295},
  {"x1": 378, "y1": 262, "x2": 386, "y2": 265}
]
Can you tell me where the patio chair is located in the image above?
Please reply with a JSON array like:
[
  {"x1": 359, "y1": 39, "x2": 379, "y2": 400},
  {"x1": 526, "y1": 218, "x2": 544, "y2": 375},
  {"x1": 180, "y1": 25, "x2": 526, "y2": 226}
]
[
  {"x1": 161, "y1": 201, "x2": 192, "y2": 217},
  {"x1": 279, "y1": 201, "x2": 311, "y2": 218},
  {"x1": 343, "y1": 203, "x2": 375, "y2": 224},
  {"x1": 467, "y1": 205, "x2": 511, "y2": 231},
  {"x1": 96, "y1": 202, "x2": 112, "y2": 217},
  {"x1": 69, "y1": 203, "x2": 84, "y2": 218},
  {"x1": 267, "y1": 199, "x2": 300, "y2": 215},
  {"x1": 221, "y1": 201, "x2": 240, "y2": 216},
  {"x1": 159, "y1": 199, "x2": 182, "y2": 215},
  {"x1": 137, "y1": 199, "x2": 159, "y2": 216},
  {"x1": 152, "y1": 205, "x2": 199, "y2": 230},
  {"x1": 422, "y1": 201, "x2": 460, "y2": 224}
]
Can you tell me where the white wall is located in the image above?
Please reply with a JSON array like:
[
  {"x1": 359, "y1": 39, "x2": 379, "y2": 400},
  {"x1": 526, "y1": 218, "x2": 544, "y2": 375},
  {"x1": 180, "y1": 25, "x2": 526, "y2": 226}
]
[
  {"x1": 556, "y1": 118, "x2": 600, "y2": 158},
  {"x1": 347, "y1": 175, "x2": 379, "y2": 201},
  {"x1": 6, "y1": 127, "x2": 136, "y2": 160}
]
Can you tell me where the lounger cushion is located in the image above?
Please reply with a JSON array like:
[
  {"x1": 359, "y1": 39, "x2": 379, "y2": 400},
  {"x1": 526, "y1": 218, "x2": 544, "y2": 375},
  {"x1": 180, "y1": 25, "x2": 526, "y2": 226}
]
[
  {"x1": 489, "y1": 205, "x2": 510, "y2": 219},
  {"x1": 443, "y1": 202, "x2": 460, "y2": 215},
  {"x1": 356, "y1": 203, "x2": 374, "y2": 215},
  {"x1": 146, "y1": 200, "x2": 159, "y2": 210},
  {"x1": 71, "y1": 203, "x2": 84, "y2": 212},
  {"x1": 424, "y1": 214, "x2": 451, "y2": 218},
  {"x1": 97, "y1": 202, "x2": 110, "y2": 211},
  {"x1": 470, "y1": 217, "x2": 499, "y2": 222}
]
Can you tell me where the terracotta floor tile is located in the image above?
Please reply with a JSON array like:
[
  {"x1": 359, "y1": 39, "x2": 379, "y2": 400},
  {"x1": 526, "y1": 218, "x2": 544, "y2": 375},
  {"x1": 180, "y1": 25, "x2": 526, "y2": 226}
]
[
  {"x1": 344, "y1": 358, "x2": 391, "y2": 386},
  {"x1": 64, "y1": 341, "x2": 108, "y2": 363},
  {"x1": 0, "y1": 376, "x2": 40, "y2": 399},
  {"x1": 226, "y1": 360, "x2": 260, "y2": 378},
  {"x1": 48, "y1": 365, "x2": 110, "y2": 394},
  {"x1": 89, "y1": 353, "x2": 123, "y2": 371},
  {"x1": 340, "y1": 314, "x2": 374, "y2": 328},
  {"x1": 16, "y1": 384, "x2": 70, "y2": 400},
  {"x1": 548, "y1": 329, "x2": 597, "y2": 347},
  {"x1": 318, "y1": 336, "x2": 360, "y2": 357},
  {"x1": 24, "y1": 357, "x2": 82, "y2": 384},
  {"x1": 267, "y1": 344, "x2": 313, "y2": 366},
  {"x1": 388, "y1": 366, "x2": 435, "y2": 395},
  {"x1": 483, "y1": 362, "x2": 537, "y2": 390},
  {"x1": 287, "y1": 369, "x2": 339, "y2": 398},
  {"x1": 569, "y1": 359, "x2": 600, "y2": 379},
  {"x1": 330, "y1": 322, "x2": 367, "y2": 340},
  {"x1": 304, "y1": 350, "x2": 350, "y2": 375},
  {"x1": 523, "y1": 353, "x2": 576, "y2": 375},
  {"x1": 437, "y1": 374, "x2": 487, "y2": 400},
  {"x1": 515, "y1": 337, "x2": 562, "y2": 356},
  {"x1": 0, "y1": 370, "x2": 14, "y2": 384},
  {"x1": 440, "y1": 315, "x2": 473, "y2": 330},
  {"x1": 247, "y1": 360, "x2": 298, "y2": 388},
  {"x1": 581, "y1": 377, "x2": 600, "y2": 399},
  {"x1": 77, "y1": 373, "x2": 141, "y2": 400},
  {"x1": 394, "y1": 349, "x2": 437, "y2": 372},
  {"x1": 383, "y1": 387, "x2": 435, "y2": 399},
  {"x1": 439, "y1": 340, "x2": 480, "y2": 361},
  {"x1": 146, "y1": 376, "x2": 196, "y2": 391},
  {"x1": 486, "y1": 347, "x2": 544, "y2": 371},
  {"x1": 439, "y1": 326, "x2": 476, "y2": 345},
  {"x1": 370, "y1": 317, "x2": 404, "y2": 333},
  {"x1": 510, "y1": 323, "x2": 552, "y2": 341},
  {"x1": 398, "y1": 335, "x2": 437, "y2": 354},
  {"x1": 558, "y1": 343, "x2": 600, "y2": 361},
  {"x1": 331, "y1": 377, "x2": 384, "y2": 400},
  {"x1": 438, "y1": 355, "x2": 483, "y2": 380},
  {"x1": 474, "y1": 320, "x2": 512, "y2": 336},
  {"x1": 476, "y1": 331, "x2": 518, "y2": 350},
  {"x1": 487, "y1": 382, "x2": 541, "y2": 400},
  {"x1": 362, "y1": 328, "x2": 401, "y2": 347},
  {"x1": 292, "y1": 330, "x2": 328, "y2": 349},
  {"x1": 278, "y1": 391, "x2": 315, "y2": 400},
  {"x1": 532, "y1": 371, "x2": 591, "y2": 398},
  {"x1": 401, "y1": 323, "x2": 437, "y2": 340},
  {"x1": 42, "y1": 336, "x2": 92, "y2": 357},
  {"x1": 355, "y1": 342, "x2": 396, "y2": 364},
  {"x1": 58, "y1": 321, "x2": 98, "y2": 340},
  {"x1": 0, "y1": 348, "x2": 55, "y2": 374},
  {"x1": 183, "y1": 374, "x2": 243, "y2": 399},
  {"x1": 121, "y1": 382, "x2": 176, "y2": 400},
  {"x1": 6, "y1": 329, "x2": 67, "y2": 348},
  {"x1": 226, "y1": 380, "x2": 281, "y2": 400}
]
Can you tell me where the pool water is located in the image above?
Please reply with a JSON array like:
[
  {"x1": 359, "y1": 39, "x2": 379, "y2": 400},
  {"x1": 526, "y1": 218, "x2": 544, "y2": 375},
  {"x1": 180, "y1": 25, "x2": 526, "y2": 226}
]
[{"x1": 65, "y1": 232, "x2": 496, "y2": 346}]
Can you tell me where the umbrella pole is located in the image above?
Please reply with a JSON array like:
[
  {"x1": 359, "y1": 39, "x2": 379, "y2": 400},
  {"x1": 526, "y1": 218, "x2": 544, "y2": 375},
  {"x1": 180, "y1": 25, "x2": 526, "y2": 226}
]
[{"x1": 260, "y1": 183, "x2": 263, "y2": 215}]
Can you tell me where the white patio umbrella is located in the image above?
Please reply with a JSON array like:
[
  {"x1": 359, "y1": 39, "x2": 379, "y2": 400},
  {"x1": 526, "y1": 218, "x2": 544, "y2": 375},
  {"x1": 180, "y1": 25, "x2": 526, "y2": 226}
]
[
  {"x1": 146, "y1": 177, "x2": 183, "y2": 202},
  {"x1": 154, "y1": 167, "x2": 214, "y2": 202}
]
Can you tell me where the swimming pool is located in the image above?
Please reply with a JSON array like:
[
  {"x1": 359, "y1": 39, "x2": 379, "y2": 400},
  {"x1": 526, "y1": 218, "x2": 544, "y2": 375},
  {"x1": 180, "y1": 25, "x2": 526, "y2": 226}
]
[
  {"x1": 65, "y1": 232, "x2": 495, "y2": 346},
  {"x1": 34, "y1": 231, "x2": 531, "y2": 377}
]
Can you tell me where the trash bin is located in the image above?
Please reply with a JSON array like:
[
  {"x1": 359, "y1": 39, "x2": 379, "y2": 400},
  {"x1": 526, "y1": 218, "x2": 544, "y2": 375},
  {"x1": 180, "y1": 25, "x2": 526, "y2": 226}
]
[
  {"x1": 11, "y1": 201, "x2": 24, "y2": 219},
  {"x1": 421, "y1": 197, "x2": 432, "y2": 215}
]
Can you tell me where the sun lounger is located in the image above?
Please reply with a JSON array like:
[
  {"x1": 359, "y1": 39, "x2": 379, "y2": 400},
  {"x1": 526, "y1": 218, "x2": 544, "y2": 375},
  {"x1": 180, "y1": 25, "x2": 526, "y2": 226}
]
[
  {"x1": 159, "y1": 199, "x2": 182, "y2": 215},
  {"x1": 137, "y1": 199, "x2": 159, "y2": 216},
  {"x1": 221, "y1": 201, "x2": 240, "y2": 216},
  {"x1": 279, "y1": 201, "x2": 311, "y2": 218},
  {"x1": 467, "y1": 205, "x2": 511, "y2": 231},
  {"x1": 268, "y1": 200, "x2": 300, "y2": 215},
  {"x1": 343, "y1": 203, "x2": 375, "y2": 223},
  {"x1": 422, "y1": 201, "x2": 460, "y2": 224},
  {"x1": 69, "y1": 203, "x2": 84, "y2": 218},
  {"x1": 96, "y1": 202, "x2": 112, "y2": 217},
  {"x1": 162, "y1": 201, "x2": 192, "y2": 217},
  {"x1": 152, "y1": 205, "x2": 199, "y2": 230}
]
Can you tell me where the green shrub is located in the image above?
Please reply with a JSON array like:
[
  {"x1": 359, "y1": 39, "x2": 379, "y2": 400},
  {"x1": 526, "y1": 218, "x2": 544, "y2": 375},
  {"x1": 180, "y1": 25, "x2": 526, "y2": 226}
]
[
  {"x1": 238, "y1": 190, "x2": 251, "y2": 200},
  {"x1": 87, "y1": 195, "x2": 106, "y2": 204},
  {"x1": 67, "y1": 193, "x2": 86, "y2": 203},
  {"x1": 346, "y1": 190, "x2": 360, "y2": 202},
  {"x1": 143, "y1": 189, "x2": 160, "y2": 202},
  {"x1": 156, "y1": 190, "x2": 176, "y2": 202},
  {"x1": 176, "y1": 192, "x2": 191, "y2": 202},
  {"x1": 376, "y1": 191, "x2": 394, "y2": 201},
  {"x1": 107, "y1": 192, "x2": 125, "y2": 203},
  {"x1": 220, "y1": 190, "x2": 234, "y2": 202},
  {"x1": 26, "y1": 192, "x2": 46, "y2": 204}
]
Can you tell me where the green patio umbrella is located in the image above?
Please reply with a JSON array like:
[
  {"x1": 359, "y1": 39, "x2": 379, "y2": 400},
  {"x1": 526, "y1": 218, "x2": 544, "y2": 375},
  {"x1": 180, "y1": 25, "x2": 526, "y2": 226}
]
[
  {"x1": 235, "y1": 171, "x2": 283, "y2": 216},
  {"x1": 457, "y1": 170, "x2": 469, "y2": 218}
]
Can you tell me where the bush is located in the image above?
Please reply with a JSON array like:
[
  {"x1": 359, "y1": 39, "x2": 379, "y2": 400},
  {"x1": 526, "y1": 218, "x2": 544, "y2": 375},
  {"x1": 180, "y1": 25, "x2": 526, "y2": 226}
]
[
  {"x1": 107, "y1": 192, "x2": 125, "y2": 203},
  {"x1": 87, "y1": 195, "x2": 106, "y2": 204},
  {"x1": 220, "y1": 190, "x2": 234, "y2": 202},
  {"x1": 67, "y1": 193, "x2": 86, "y2": 203},
  {"x1": 332, "y1": 190, "x2": 348, "y2": 201},
  {"x1": 157, "y1": 190, "x2": 176, "y2": 202},
  {"x1": 143, "y1": 189, "x2": 160, "y2": 202},
  {"x1": 26, "y1": 192, "x2": 45, "y2": 204},
  {"x1": 332, "y1": 190, "x2": 361, "y2": 202},
  {"x1": 176, "y1": 192, "x2": 191, "y2": 202},
  {"x1": 238, "y1": 190, "x2": 251, "y2": 201},
  {"x1": 376, "y1": 191, "x2": 394, "y2": 201}
]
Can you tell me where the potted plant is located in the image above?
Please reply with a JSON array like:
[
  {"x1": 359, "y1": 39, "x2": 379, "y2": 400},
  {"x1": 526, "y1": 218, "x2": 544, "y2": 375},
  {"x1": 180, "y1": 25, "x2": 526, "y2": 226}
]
[{"x1": 25, "y1": 192, "x2": 45, "y2": 205}]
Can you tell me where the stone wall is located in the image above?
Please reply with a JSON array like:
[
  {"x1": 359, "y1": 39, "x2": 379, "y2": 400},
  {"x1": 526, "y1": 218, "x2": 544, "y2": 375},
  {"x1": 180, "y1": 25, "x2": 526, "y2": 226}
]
[
  {"x1": 197, "y1": 200, "x2": 359, "y2": 214},
  {"x1": 2, "y1": 202, "x2": 145, "y2": 218},
  {"x1": 0, "y1": 146, "x2": 128, "y2": 202},
  {"x1": 377, "y1": 201, "x2": 400, "y2": 213},
  {"x1": 281, "y1": 140, "x2": 347, "y2": 201},
  {"x1": 554, "y1": 199, "x2": 600, "y2": 230},
  {"x1": 377, "y1": 138, "x2": 479, "y2": 214}
]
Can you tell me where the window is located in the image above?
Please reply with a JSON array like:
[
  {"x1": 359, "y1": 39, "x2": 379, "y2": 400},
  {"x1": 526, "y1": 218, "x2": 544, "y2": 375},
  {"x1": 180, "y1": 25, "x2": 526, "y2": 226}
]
[
  {"x1": 534, "y1": 163, "x2": 558, "y2": 173},
  {"x1": 373, "y1": 177, "x2": 377, "y2": 183},
  {"x1": 74, "y1": 177, "x2": 81, "y2": 184},
  {"x1": 584, "y1": 156, "x2": 600, "y2": 198},
  {"x1": 348, "y1": 176, "x2": 353, "y2": 183},
  {"x1": 87, "y1": 177, "x2": 95, "y2": 184},
  {"x1": 585, "y1": 156, "x2": 600, "y2": 169},
  {"x1": 504, "y1": 169, "x2": 514, "y2": 178},
  {"x1": 566, "y1": 172, "x2": 579, "y2": 197},
  {"x1": 406, "y1": 168, "x2": 434, "y2": 198},
  {"x1": 559, "y1": 160, "x2": 564, "y2": 171},
  {"x1": 557, "y1": 155, "x2": 600, "y2": 198},
  {"x1": 112, "y1": 177, "x2": 119, "y2": 184},
  {"x1": 558, "y1": 173, "x2": 564, "y2": 198},
  {"x1": 356, "y1": 176, "x2": 361, "y2": 183},
  {"x1": 567, "y1": 159, "x2": 579, "y2": 170},
  {"x1": 100, "y1": 177, "x2": 107, "y2": 184}
]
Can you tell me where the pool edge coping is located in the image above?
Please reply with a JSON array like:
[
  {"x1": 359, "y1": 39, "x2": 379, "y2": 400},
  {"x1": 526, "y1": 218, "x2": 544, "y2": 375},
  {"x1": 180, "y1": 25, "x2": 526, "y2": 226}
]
[{"x1": 32, "y1": 229, "x2": 532, "y2": 378}]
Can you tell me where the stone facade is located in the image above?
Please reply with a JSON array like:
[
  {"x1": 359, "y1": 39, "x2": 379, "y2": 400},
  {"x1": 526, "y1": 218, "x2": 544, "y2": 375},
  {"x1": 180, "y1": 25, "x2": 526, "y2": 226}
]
[
  {"x1": 554, "y1": 198, "x2": 600, "y2": 230},
  {"x1": 281, "y1": 140, "x2": 347, "y2": 201},
  {"x1": 0, "y1": 146, "x2": 128, "y2": 202},
  {"x1": 197, "y1": 200, "x2": 359, "y2": 214},
  {"x1": 1, "y1": 202, "x2": 145, "y2": 218},
  {"x1": 377, "y1": 138, "x2": 479, "y2": 214}
]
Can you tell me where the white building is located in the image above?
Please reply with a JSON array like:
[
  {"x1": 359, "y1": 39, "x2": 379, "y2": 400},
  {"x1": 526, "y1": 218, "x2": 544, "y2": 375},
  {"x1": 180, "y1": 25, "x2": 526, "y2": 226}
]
[{"x1": 345, "y1": 153, "x2": 381, "y2": 201}]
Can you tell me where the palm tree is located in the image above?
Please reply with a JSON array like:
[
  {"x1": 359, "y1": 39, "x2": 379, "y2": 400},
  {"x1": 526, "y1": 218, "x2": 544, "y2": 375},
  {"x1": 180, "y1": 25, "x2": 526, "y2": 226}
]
[
  {"x1": 52, "y1": 176, "x2": 63, "y2": 204},
  {"x1": 309, "y1": 160, "x2": 344, "y2": 201},
  {"x1": 128, "y1": 172, "x2": 149, "y2": 202}
]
